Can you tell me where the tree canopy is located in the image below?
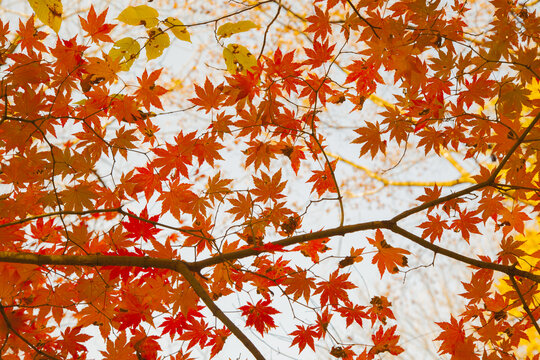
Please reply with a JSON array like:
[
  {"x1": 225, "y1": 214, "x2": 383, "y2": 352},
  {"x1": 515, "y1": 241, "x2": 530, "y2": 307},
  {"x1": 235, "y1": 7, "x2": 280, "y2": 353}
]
[{"x1": 0, "y1": 0, "x2": 539, "y2": 359}]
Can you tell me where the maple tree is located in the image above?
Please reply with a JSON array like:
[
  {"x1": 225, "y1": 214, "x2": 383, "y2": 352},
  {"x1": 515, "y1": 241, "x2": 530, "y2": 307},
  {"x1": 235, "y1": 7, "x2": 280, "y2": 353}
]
[{"x1": 0, "y1": 0, "x2": 539, "y2": 359}]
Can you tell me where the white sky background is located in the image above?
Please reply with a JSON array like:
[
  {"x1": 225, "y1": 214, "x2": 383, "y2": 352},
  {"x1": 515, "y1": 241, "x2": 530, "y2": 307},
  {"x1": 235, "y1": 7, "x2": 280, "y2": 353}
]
[{"x1": 0, "y1": 0, "x2": 511, "y2": 359}]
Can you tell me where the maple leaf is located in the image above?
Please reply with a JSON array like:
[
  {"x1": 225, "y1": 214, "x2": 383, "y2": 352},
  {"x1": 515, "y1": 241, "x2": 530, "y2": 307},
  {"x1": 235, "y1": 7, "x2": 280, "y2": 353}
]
[
  {"x1": 313, "y1": 270, "x2": 355, "y2": 307},
  {"x1": 315, "y1": 308, "x2": 332, "y2": 337},
  {"x1": 303, "y1": 39, "x2": 335, "y2": 68},
  {"x1": 179, "y1": 318, "x2": 211, "y2": 349},
  {"x1": 305, "y1": 6, "x2": 332, "y2": 40},
  {"x1": 150, "y1": 131, "x2": 197, "y2": 178},
  {"x1": 243, "y1": 140, "x2": 279, "y2": 170},
  {"x1": 135, "y1": 69, "x2": 168, "y2": 110},
  {"x1": 205, "y1": 173, "x2": 232, "y2": 203},
  {"x1": 264, "y1": 48, "x2": 303, "y2": 95},
  {"x1": 457, "y1": 73, "x2": 497, "y2": 109},
  {"x1": 279, "y1": 143, "x2": 306, "y2": 175},
  {"x1": 477, "y1": 190, "x2": 505, "y2": 222},
  {"x1": 61, "y1": 182, "x2": 98, "y2": 212},
  {"x1": 160, "y1": 313, "x2": 188, "y2": 339},
  {"x1": 337, "y1": 304, "x2": 367, "y2": 327},
  {"x1": 283, "y1": 268, "x2": 317, "y2": 302},
  {"x1": 345, "y1": 60, "x2": 381, "y2": 96},
  {"x1": 157, "y1": 180, "x2": 198, "y2": 220},
  {"x1": 129, "y1": 166, "x2": 163, "y2": 200},
  {"x1": 497, "y1": 204, "x2": 530, "y2": 236},
  {"x1": 239, "y1": 298, "x2": 280, "y2": 335},
  {"x1": 369, "y1": 326, "x2": 404, "y2": 356},
  {"x1": 497, "y1": 236, "x2": 526, "y2": 265},
  {"x1": 208, "y1": 328, "x2": 231, "y2": 358},
  {"x1": 368, "y1": 229, "x2": 410, "y2": 277},
  {"x1": 352, "y1": 122, "x2": 387, "y2": 158},
  {"x1": 416, "y1": 185, "x2": 442, "y2": 210},
  {"x1": 122, "y1": 207, "x2": 161, "y2": 242},
  {"x1": 17, "y1": 17, "x2": 48, "y2": 54},
  {"x1": 366, "y1": 295, "x2": 395, "y2": 325},
  {"x1": 251, "y1": 169, "x2": 287, "y2": 203},
  {"x1": 59, "y1": 326, "x2": 92, "y2": 358},
  {"x1": 299, "y1": 72, "x2": 333, "y2": 106},
  {"x1": 418, "y1": 213, "x2": 449, "y2": 242},
  {"x1": 100, "y1": 332, "x2": 134, "y2": 359},
  {"x1": 459, "y1": 269, "x2": 493, "y2": 304},
  {"x1": 226, "y1": 192, "x2": 254, "y2": 221},
  {"x1": 435, "y1": 316, "x2": 479, "y2": 359},
  {"x1": 79, "y1": 6, "x2": 116, "y2": 43},
  {"x1": 189, "y1": 78, "x2": 226, "y2": 113},
  {"x1": 290, "y1": 325, "x2": 318, "y2": 352},
  {"x1": 451, "y1": 210, "x2": 482, "y2": 243},
  {"x1": 113, "y1": 292, "x2": 151, "y2": 331},
  {"x1": 131, "y1": 330, "x2": 161, "y2": 360},
  {"x1": 293, "y1": 237, "x2": 330, "y2": 263},
  {"x1": 307, "y1": 160, "x2": 338, "y2": 197}
]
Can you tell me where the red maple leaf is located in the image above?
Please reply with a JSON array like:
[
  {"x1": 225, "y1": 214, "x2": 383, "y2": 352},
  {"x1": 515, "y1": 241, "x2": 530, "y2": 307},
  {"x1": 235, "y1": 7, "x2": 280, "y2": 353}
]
[
  {"x1": 313, "y1": 270, "x2": 356, "y2": 306},
  {"x1": 290, "y1": 325, "x2": 318, "y2": 352},
  {"x1": 79, "y1": 5, "x2": 116, "y2": 43},
  {"x1": 239, "y1": 299, "x2": 280, "y2": 335},
  {"x1": 189, "y1": 78, "x2": 226, "y2": 113},
  {"x1": 122, "y1": 207, "x2": 161, "y2": 242},
  {"x1": 59, "y1": 326, "x2": 91, "y2": 359},
  {"x1": 305, "y1": 6, "x2": 332, "y2": 40},
  {"x1": 435, "y1": 316, "x2": 479, "y2": 359},
  {"x1": 307, "y1": 160, "x2": 338, "y2": 196},
  {"x1": 369, "y1": 326, "x2": 404, "y2": 356},
  {"x1": 135, "y1": 69, "x2": 168, "y2": 110}
]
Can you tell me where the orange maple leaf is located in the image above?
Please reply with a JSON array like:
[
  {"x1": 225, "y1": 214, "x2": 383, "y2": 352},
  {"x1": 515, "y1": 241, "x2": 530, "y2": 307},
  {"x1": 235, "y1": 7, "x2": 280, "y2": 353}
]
[{"x1": 368, "y1": 229, "x2": 410, "y2": 277}]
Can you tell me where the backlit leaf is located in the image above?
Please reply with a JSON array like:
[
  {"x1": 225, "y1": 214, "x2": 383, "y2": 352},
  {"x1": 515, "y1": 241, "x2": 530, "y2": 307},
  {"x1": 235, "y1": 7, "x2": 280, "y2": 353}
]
[
  {"x1": 217, "y1": 20, "x2": 258, "y2": 38},
  {"x1": 164, "y1": 17, "x2": 191, "y2": 42},
  {"x1": 117, "y1": 5, "x2": 159, "y2": 28},
  {"x1": 27, "y1": 0, "x2": 62, "y2": 32},
  {"x1": 223, "y1": 43, "x2": 257, "y2": 74}
]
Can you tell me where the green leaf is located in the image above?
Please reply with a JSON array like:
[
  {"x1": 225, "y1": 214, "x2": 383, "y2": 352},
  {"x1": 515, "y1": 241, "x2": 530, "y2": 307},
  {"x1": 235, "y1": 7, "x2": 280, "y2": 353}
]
[
  {"x1": 117, "y1": 5, "x2": 159, "y2": 28},
  {"x1": 146, "y1": 28, "x2": 170, "y2": 60},
  {"x1": 109, "y1": 37, "x2": 141, "y2": 71},
  {"x1": 164, "y1": 17, "x2": 191, "y2": 42},
  {"x1": 27, "y1": 0, "x2": 62, "y2": 33},
  {"x1": 217, "y1": 20, "x2": 258, "y2": 39},
  {"x1": 223, "y1": 43, "x2": 257, "y2": 74}
]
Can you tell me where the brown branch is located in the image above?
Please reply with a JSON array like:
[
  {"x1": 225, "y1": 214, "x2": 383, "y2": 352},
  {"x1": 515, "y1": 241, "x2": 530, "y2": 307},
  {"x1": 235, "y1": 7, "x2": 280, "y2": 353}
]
[
  {"x1": 0, "y1": 252, "x2": 263, "y2": 360},
  {"x1": 0, "y1": 303, "x2": 61, "y2": 360},
  {"x1": 174, "y1": 262, "x2": 265, "y2": 360},
  {"x1": 385, "y1": 224, "x2": 540, "y2": 283},
  {"x1": 0, "y1": 208, "x2": 122, "y2": 229},
  {"x1": 346, "y1": 0, "x2": 380, "y2": 39},
  {"x1": 191, "y1": 220, "x2": 387, "y2": 270},
  {"x1": 509, "y1": 275, "x2": 540, "y2": 336},
  {"x1": 392, "y1": 110, "x2": 540, "y2": 223}
]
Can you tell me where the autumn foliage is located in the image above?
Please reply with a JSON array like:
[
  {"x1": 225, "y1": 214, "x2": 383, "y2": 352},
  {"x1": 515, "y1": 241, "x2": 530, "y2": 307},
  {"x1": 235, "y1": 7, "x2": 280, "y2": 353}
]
[{"x1": 0, "y1": 0, "x2": 539, "y2": 359}]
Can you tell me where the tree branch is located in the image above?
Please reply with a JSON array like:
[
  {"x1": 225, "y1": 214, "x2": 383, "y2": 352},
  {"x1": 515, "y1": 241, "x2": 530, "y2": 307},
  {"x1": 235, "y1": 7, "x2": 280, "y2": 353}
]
[
  {"x1": 509, "y1": 274, "x2": 540, "y2": 336},
  {"x1": 0, "y1": 303, "x2": 61, "y2": 360},
  {"x1": 0, "y1": 252, "x2": 264, "y2": 360},
  {"x1": 174, "y1": 262, "x2": 266, "y2": 360}
]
